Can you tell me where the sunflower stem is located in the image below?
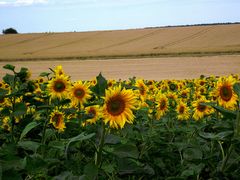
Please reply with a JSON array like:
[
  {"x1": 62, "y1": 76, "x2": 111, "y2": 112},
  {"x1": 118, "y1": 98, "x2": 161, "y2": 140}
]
[
  {"x1": 234, "y1": 101, "x2": 240, "y2": 137},
  {"x1": 96, "y1": 120, "x2": 106, "y2": 168},
  {"x1": 220, "y1": 144, "x2": 234, "y2": 172},
  {"x1": 78, "y1": 102, "x2": 82, "y2": 126}
]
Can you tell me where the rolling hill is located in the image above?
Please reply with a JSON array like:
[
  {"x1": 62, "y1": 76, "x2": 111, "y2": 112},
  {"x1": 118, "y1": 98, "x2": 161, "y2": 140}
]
[{"x1": 0, "y1": 23, "x2": 240, "y2": 61}]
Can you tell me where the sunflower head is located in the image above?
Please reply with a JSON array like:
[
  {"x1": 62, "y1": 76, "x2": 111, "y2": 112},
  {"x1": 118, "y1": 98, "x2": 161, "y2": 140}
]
[
  {"x1": 217, "y1": 76, "x2": 238, "y2": 110},
  {"x1": 192, "y1": 97, "x2": 213, "y2": 121},
  {"x1": 156, "y1": 93, "x2": 169, "y2": 119},
  {"x1": 47, "y1": 74, "x2": 71, "y2": 100},
  {"x1": 176, "y1": 101, "x2": 190, "y2": 120},
  {"x1": 50, "y1": 110, "x2": 66, "y2": 132},
  {"x1": 85, "y1": 105, "x2": 102, "y2": 125},
  {"x1": 103, "y1": 86, "x2": 137, "y2": 129},
  {"x1": 135, "y1": 79, "x2": 148, "y2": 98},
  {"x1": 70, "y1": 81, "x2": 91, "y2": 106}
]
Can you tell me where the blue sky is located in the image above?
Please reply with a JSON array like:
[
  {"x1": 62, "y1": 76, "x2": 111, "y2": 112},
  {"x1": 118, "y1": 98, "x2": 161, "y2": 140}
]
[{"x1": 0, "y1": 0, "x2": 239, "y2": 33}]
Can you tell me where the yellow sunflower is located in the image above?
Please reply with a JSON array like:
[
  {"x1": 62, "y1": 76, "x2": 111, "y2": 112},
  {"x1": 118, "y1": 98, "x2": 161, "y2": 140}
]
[
  {"x1": 70, "y1": 81, "x2": 91, "y2": 106},
  {"x1": 47, "y1": 74, "x2": 71, "y2": 100},
  {"x1": 50, "y1": 109, "x2": 66, "y2": 132},
  {"x1": 216, "y1": 75, "x2": 238, "y2": 110},
  {"x1": 192, "y1": 97, "x2": 213, "y2": 121},
  {"x1": 54, "y1": 65, "x2": 65, "y2": 76},
  {"x1": 1, "y1": 117, "x2": 11, "y2": 131},
  {"x1": 135, "y1": 79, "x2": 148, "y2": 101},
  {"x1": 85, "y1": 105, "x2": 102, "y2": 124},
  {"x1": 103, "y1": 85, "x2": 137, "y2": 129},
  {"x1": 156, "y1": 93, "x2": 169, "y2": 120},
  {"x1": 176, "y1": 101, "x2": 190, "y2": 120}
]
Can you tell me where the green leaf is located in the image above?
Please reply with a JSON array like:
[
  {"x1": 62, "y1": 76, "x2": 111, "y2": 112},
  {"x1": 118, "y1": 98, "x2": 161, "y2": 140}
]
[
  {"x1": 104, "y1": 134, "x2": 121, "y2": 144},
  {"x1": 3, "y1": 74, "x2": 15, "y2": 86},
  {"x1": 20, "y1": 121, "x2": 39, "y2": 140},
  {"x1": 3, "y1": 64, "x2": 15, "y2": 71},
  {"x1": 83, "y1": 163, "x2": 98, "y2": 180},
  {"x1": 201, "y1": 102, "x2": 236, "y2": 119},
  {"x1": 65, "y1": 133, "x2": 95, "y2": 158},
  {"x1": 48, "y1": 141, "x2": 65, "y2": 151},
  {"x1": 13, "y1": 102, "x2": 27, "y2": 117},
  {"x1": 112, "y1": 143, "x2": 139, "y2": 159},
  {"x1": 43, "y1": 128, "x2": 56, "y2": 142},
  {"x1": 23, "y1": 155, "x2": 46, "y2": 174},
  {"x1": 39, "y1": 72, "x2": 50, "y2": 77},
  {"x1": 117, "y1": 158, "x2": 142, "y2": 175},
  {"x1": 101, "y1": 162, "x2": 116, "y2": 174},
  {"x1": 91, "y1": 73, "x2": 108, "y2": 97},
  {"x1": 0, "y1": 88, "x2": 8, "y2": 97},
  {"x1": 183, "y1": 148, "x2": 203, "y2": 161},
  {"x1": 233, "y1": 82, "x2": 240, "y2": 98},
  {"x1": 181, "y1": 169, "x2": 195, "y2": 177},
  {"x1": 18, "y1": 141, "x2": 41, "y2": 153},
  {"x1": 199, "y1": 132, "x2": 216, "y2": 140}
]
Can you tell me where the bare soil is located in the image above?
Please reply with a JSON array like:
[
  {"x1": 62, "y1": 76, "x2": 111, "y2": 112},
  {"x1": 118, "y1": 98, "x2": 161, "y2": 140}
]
[{"x1": 0, "y1": 55, "x2": 239, "y2": 81}]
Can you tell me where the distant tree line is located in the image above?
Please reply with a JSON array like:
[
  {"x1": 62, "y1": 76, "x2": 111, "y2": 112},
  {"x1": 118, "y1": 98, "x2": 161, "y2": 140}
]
[
  {"x1": 144, "y1": 22, "x2": 240, "y2": 29},
  {"x1": 2, "y1": 28, "x2": 18, "y2": 34}
]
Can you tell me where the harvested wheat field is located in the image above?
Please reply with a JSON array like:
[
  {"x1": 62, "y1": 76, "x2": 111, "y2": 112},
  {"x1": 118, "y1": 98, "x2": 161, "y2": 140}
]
[
  {"x1": 0, "y1": 55, "x2": 239, "y2": 80},
  {"x1": 0, "y1": 24, "x2": 240, "y2": 80},
  {"x1": 0, "y1": 24, "x2": 240, "y2": 60}
]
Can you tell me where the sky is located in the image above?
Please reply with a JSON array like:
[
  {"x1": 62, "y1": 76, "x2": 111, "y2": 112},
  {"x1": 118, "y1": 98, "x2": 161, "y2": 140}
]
[{"x1": 0, "y1": 0, "x2": 239, "y2": 33}]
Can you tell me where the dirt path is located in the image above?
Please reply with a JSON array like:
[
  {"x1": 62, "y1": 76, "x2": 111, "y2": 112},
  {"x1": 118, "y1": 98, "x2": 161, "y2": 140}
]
[{"x1": 0, "y1": 55, "x2": 239, "y2": 81}]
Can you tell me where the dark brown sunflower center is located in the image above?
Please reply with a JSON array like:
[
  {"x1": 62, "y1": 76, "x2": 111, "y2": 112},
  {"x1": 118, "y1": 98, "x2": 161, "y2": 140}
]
[
  {"x1": 139, "y1": 85, "x2": 146, "y2": 95},
  {"x1": 160, "y1": 100, "x2": 167, "y2": 110},
  {"x1": 53, "y1": 80, "x2": 66, "y2": 92},
  {"x1": 220, "y1": 85, "x2": 232, "y2": 102},
  {"x1": 52, "y1": 113, "x2": 62, "y2": 126},
  {"x1": 107, "y1": 96, "x2": 126, "y2": 116},
  {"x1": 0, "y1": 97, "x2": 4, "y2": 103},
  {"x1": 179, "y1": 106, "x2": 185, "y2": 114},
  {"x1": 89, "y1": 108, "x2": 96, "y2": 118},
  {"x1": 74, "y1": 88, "x2": 85, "y2": 99},
  {"x1": 200, "y1": 81, "x2": 205, "y2": 86},
  {"x1": 197, "y1": 104, "x2": 206, "y2": 112},
  {"x1": 169, "y1": 83, "x2": 176, "y2": 91}
]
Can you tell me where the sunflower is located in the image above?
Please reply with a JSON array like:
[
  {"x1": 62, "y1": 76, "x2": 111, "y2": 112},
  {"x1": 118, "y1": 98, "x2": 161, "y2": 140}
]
[
  {"x1": 50, "y1": 109, "x2": 66, "y2": 132},
  {"x1": 103, "y1": 85, "x2": 137, "y2": 129},
  {"x1": 107, "y1": 80, "x2": 116, "y2": 88},
  {"x1": 176, "y1": 101, "x2": 190, "y2": 120},
  {"x1": 1, "y1": 117, "x2": 11, "y2": 131},
  {"x1": 167, "y1": 91, "x2": 178, "y2": 108},
  {"x1": 135, "y1": 79, "x2": 148, "y2": 101},
  {"x1": 54, "y1": 65, "x2": 65, "y2": 76},
  {"x1": 156, "y1": 93, "x2": 169, "y2": 120},
  {"x1": 70, "y1": 81, "x2": 91, "y2": 106},
  {"x1": 192, "y1": 97, "x2": 213, "y2": 121},
  {"x1": 47, "y1": 74, "x2": 71, "y2": 100},
  {"x1": 85, "y1": 105, "x2": 102, "y2": 124},
  {"x1": 216, "y1": 76, "x2": 238, "y2": 110}
]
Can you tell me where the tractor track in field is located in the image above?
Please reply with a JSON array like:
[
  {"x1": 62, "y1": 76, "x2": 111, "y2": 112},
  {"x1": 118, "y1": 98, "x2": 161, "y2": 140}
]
[
  {"x1": 0, "y1": 33, "x2": 54, "y2": 48},
  {"x1": 157, "y1": 26, "x2": 215, "y2": 49},
  {"x1": 90, "y1": 28, "x2": 166, "y2": 52},
  {"x1": 23, "y1": 32, "x2": 103, "y2": 55}
]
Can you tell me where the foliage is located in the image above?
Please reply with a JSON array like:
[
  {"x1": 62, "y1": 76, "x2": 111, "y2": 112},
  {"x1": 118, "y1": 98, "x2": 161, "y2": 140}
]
[{"x1": 2, "y1": 28, "x2": 18, "y2": 34}]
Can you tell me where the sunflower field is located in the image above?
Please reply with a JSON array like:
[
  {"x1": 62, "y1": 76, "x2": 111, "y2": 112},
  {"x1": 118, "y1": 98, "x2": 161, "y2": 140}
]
[{"x1": 0, "y1": 64, "x2": 240, "y2": 179}]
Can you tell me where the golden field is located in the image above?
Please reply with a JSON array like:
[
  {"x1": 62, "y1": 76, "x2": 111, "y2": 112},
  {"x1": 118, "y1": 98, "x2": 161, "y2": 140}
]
[
  {"x1": 0, "y1": 24, "x2": 240, "y2": 60},
  {"x1": 0, "y1": 24, "x2": 239, "y2": 80}
]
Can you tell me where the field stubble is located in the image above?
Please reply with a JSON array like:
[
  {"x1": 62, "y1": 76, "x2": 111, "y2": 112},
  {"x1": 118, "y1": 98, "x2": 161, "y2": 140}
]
[{"x1": 0, "y1": 55, "x2": 239, "y2": 81}]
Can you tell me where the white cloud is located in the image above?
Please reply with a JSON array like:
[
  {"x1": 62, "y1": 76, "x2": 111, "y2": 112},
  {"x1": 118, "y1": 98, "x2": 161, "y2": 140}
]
[{"x1": 0, "y1": 0, "x2": 48, "y2": 7}]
